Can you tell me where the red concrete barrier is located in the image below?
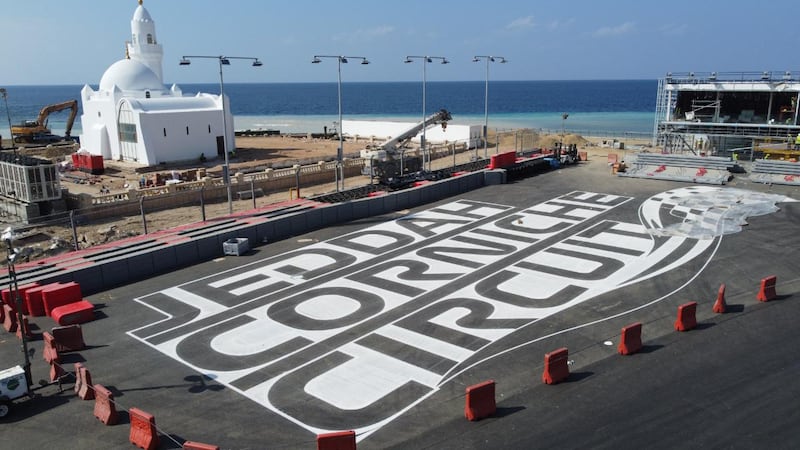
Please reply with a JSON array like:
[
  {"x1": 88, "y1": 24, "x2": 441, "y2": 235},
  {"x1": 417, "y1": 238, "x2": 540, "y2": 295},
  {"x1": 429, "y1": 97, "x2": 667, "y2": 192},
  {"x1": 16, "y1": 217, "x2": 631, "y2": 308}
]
[
  {"x1": 183, "y1": 442, "x2": 220, "y2": 450},
  {"x1": 618, "y1": 322, "x2": 643, "y2": 355},
  {"x1": 757, "y1": 275, "x2": 777, "y2": 302},
  {"x1": 542, "y1": 347, "x2": 570, "y2": 385},
  {"x1": 579, "y1": 151, "x2": 588, "y2": 161},
  {"x1": 674, "y1": 302, "x2": 698, "y2": 332},
  {"x1": 488, "y1": 151, "x2": 517, "y2": 169},
  {"x1": 713, "y1": 283, "x2": 727, "y2": 314},
  {"x1": 51, "y1": 300, "x2": 95, "y2": 326},
  {"x1": 2, "y1": 282, "x2": 40, "y2": 314},
  {"x1": 51, "y1": 325, "x2": 86, "y2": 352},
  {"x1": 129, "y1": 407, "x2": 160, "y2": 450},
  {"x1": 24, "y1": 285, "x2": 48, "y2": 317},
  {"x1": 93, "y1": 384, "x2": 119, "y2": 425},
  {"x1": 0, "y1": 301, "x2": 4, "y2": 323},
  {"x1": 316, "y1": 430, "x2": 356, "y2": 450},
  {"x1": 43, "y1": 332, "x2": 60, "y2": 364},
  {"x1": 464, "y1": 380, "x2": 496, "y2": 421},
  {"x1": 607, "y1": 153, "x2": 619, "y2": 165},
  {"x1": 2, "y1": 304, "x2": 17, "y2": 333},
  {"x1": 42, "y1": 281, "x2": 82, "y2": 316}
]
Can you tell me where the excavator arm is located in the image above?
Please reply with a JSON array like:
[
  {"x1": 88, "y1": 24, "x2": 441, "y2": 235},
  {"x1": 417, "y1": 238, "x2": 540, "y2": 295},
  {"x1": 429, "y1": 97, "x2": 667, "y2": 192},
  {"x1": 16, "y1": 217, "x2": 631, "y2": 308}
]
[{"x1": 36, "y1": 100, "x2": 79, "y2": 137}]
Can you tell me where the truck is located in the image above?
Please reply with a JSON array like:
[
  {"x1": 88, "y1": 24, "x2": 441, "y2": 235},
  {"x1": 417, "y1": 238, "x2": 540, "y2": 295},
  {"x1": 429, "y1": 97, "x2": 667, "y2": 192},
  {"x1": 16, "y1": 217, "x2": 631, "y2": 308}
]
[
  {"x1": 0, "y1": 365, "x2": 29, "y2": 418},
  {"x1": 11, "y1": 100, "x2": 79, "y2": 143},
  {"x1": 361, "y1": 109, "x2": 452, "y2": 184}
]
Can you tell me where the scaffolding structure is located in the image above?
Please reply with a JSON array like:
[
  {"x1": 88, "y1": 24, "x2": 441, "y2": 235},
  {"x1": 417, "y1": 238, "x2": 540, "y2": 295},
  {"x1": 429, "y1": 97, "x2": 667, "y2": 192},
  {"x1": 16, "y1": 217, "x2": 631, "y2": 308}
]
[{"x1": 653, "y1": 71, "x2": 800, "y2": 156}]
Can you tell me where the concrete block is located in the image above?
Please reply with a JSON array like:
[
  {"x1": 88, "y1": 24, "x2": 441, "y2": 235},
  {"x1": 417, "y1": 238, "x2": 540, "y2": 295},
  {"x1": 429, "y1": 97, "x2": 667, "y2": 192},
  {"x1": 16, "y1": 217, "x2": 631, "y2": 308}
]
[
  {"x1": 272, "y1": 217, "x2": 292, "y2": 240},
  {"x1": 151, "y1": 246, "x2": 178, "y2": 274},
  {"x1": 69, "y1": 266, "x2": 103, "y2": 296},
  {"x1": 290, "y1": 213, "x2": 307, "y2": 235},
  {"x1": 321, "y1": 204, "x2": 340, "y2": 226},
  {"x1": 127, "y1": 252, "x2": 155, "y2": 281},
  {"x1": 406, "y1": 188, "x2": 421, "y2": 208},
  {"x1": 174, "y1": 241, "x2": 200, "y2": 268},
  {"x1": 338, "y1": 203, "x2": 354, "y2": 223},
  {"x1": 100, "y1": 259, "x2": 130, "y2": 289},
  {"x1": 255, "y1": 221, "x2": 275, "y2": 244},
  {"x1": 368, "y1": 196, "x2": 387, "y2": 217},
  {"x1": 352, "y1": 199, "x2": 369, "y2": 220},
  {"x1": 196, "y1": 236, "x2": 221, "y2": 260},
  {"x1": 395, "y1": 190, "x2": 410, "y2": 210},
  {"x1": 304, "y1": 207, "x2": 324, "y2": 231}
]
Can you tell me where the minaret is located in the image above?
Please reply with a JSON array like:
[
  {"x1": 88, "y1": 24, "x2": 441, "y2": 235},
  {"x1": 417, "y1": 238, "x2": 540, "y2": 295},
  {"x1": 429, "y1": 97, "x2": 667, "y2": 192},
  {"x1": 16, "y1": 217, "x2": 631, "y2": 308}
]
[{"x1": 126, "y1": 0, "x2": 164, "y2": 83}]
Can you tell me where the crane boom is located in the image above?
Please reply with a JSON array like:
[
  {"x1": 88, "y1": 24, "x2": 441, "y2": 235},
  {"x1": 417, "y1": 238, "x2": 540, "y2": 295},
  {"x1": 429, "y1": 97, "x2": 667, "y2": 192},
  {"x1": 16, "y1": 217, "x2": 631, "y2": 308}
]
[{"x1": 361, "y1": 109, "x2": 452, "y2": 183}]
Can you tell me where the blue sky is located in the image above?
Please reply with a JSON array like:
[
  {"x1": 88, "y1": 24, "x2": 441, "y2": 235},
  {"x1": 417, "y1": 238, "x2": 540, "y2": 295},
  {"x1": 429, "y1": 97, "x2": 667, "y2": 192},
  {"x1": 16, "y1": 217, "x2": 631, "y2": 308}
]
[{"x1": 1, "y1": 0, "x2": 798, "y2": 85}]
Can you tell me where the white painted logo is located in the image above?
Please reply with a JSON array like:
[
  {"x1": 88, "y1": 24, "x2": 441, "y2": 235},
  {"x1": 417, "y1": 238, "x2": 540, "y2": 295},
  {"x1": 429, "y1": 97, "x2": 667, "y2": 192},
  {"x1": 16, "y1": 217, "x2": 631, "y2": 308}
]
[{"x1": 128, "y1": 187, "x2": 790, "y2": 440}]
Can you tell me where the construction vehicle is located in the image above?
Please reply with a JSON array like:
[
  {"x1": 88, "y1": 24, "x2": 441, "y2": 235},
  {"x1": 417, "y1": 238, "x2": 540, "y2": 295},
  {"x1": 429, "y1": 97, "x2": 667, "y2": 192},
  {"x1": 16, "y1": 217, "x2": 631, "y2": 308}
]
[
  {"x1": 11, "y1": 100, "x2": 79, "y2": 143},
  {"x1": 361, "y1": 109, "x2": 452, "y2": 184}
]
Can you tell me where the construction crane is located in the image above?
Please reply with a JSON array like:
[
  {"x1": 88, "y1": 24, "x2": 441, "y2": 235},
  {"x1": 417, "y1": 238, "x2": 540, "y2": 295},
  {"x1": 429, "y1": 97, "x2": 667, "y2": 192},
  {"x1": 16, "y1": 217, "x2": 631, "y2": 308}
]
[
  {"x1": 361, "y1": 109, "x2": 452, "y2": 184},
  {"x1": 11, "y1": 100, "x2": 79, "y2": 143}
]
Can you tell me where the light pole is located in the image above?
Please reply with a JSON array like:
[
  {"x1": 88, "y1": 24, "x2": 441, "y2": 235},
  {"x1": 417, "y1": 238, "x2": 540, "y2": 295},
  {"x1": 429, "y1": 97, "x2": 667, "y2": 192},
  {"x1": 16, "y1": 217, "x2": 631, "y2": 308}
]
[
  {"x1": 472, "y1": 56, "x2": 507, "y2": 159},
  {"x1": 404, "y1": 56, "x2": 449, "y2": 171},
  {"x1": 561, "y1": 112, "x2": 569, "y2": 151},
  {"x1": 312, "y1": 55, "x2": 370, "y2": 192},
  {"x1": 180, "y1": 55, "x2": 263, "y2": 214},
  {"x1": 3, "y1": 228, "x2": 32, "y2": 389},
  {"x1": 0, "y1": 88, "x2": 13, "y2": 152}
]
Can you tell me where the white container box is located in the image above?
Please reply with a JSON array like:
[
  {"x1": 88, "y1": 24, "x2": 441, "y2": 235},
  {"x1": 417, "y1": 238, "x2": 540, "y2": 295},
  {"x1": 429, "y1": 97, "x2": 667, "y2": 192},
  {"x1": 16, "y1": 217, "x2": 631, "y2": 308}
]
[
  {"x1": 0, "y1": 365, "x2": 28, "y2": 400},
  {"x1": 223, "y1": 238, "x2": 250, "y2": 256}
]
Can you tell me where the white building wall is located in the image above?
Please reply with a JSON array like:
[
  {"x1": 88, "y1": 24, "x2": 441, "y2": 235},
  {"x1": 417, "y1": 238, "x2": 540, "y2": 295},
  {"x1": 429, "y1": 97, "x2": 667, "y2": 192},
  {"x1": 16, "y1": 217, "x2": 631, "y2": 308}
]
[{"x1": 137, "y1": 109, "x2": 231, "y2": 165}]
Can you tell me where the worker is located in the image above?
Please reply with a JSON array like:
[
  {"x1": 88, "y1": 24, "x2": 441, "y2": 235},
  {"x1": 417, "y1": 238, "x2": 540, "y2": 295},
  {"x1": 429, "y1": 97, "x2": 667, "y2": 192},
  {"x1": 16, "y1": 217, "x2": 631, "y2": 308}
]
[{"x1": 794, "y1": 133, "x2": 800, "y2": 150}]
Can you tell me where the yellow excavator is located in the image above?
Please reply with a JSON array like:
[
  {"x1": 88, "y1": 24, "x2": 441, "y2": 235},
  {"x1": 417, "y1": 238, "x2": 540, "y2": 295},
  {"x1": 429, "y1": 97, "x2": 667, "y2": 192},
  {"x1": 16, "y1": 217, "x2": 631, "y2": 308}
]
[{"x1": 11, "y1": 100, "x2": 79, "y2": 143}]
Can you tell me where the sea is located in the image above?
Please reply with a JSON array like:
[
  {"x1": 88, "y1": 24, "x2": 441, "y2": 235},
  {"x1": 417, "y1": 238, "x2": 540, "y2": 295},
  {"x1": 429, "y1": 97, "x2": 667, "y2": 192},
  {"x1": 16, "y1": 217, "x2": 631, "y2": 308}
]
[{"x1": 0, "y1": 80, "x2": 657, "y2": 139}]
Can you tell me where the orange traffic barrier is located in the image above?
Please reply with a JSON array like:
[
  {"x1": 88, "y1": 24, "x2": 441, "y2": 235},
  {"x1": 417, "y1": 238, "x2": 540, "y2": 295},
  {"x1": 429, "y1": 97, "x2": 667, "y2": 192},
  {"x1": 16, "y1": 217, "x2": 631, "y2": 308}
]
[
  {"x1": 93, "y1": 384, "x2": 119, "y2": 425},
  {"x1": 579, "y1": 151, "x2": 588, "y2": 161},
  {"x1": 607, "y1": 153, "x2": 619, "y2": 165},
  {"x1": 129, "y1": 407, "x2": 160, "y2": 450},
  {"x1": 183, "y1": 441, "x2": 220, "y2": 450},
  {"x1": 73, "y1": 362, "x2": 84, "y2": 396},
  {"x1": 674, "y1": 302, "x2": 698, "y2": 331},
  {"x1": 713, "y1": 284, "x2": 727, "y2": 313},
  {"x1": 316, "y1": 430, "x2": 356, "y2": 450},
  {"x1": 51, "y1": 325, "x2": 86, "y2": 352},
  {"x1": 78, "y1": 365, "x2": 94, "y2": 400},
  {"x1": 757, "y1": 275, "x2": 777, "y2": 302},
  {"x1": 50, "y1": 361, "x2": 66, "y2": 382},
  {"x1": 15, "y1": 316, "x2": 33, "y2": 340},
  {"x1": 464, "y1": 380, "x2": 496, "y2": 421},
  {"x1": 42, "y1": 332, "x2": 60, "y2": 364},
  {"x1": 542, "y1": 347, "x2": 570, "y2": 385},
  {"x1": 2, "y1": 304, "x2": 16, "y2": 333},
  {"x1": 24, "y1": 285, "x2": 48, "y2": 317},
  {"x1": 618, "y1": 322, "x2": 643, "y2": 355}
]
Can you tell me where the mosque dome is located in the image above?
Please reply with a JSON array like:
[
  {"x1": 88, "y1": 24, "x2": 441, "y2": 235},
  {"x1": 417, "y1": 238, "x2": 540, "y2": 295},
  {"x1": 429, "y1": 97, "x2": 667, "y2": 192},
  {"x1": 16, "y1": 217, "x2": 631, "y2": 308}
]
[{"x1": 99, "y1": 59, "x2": 164, "y2": 92}]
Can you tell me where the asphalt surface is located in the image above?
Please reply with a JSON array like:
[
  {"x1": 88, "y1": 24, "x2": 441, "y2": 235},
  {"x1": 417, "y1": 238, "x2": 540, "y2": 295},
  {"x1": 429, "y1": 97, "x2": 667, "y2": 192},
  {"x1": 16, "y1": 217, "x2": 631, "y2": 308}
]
[{"x1": 2, "y1": 157, "x2": 799, "y2": 449}]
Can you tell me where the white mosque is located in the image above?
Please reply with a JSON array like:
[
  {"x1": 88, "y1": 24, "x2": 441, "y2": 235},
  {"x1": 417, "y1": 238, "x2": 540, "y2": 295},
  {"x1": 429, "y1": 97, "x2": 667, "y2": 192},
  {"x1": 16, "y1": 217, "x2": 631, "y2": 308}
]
[{"x1": 79, "y1": 0, "x2": 234, "y2": 166}]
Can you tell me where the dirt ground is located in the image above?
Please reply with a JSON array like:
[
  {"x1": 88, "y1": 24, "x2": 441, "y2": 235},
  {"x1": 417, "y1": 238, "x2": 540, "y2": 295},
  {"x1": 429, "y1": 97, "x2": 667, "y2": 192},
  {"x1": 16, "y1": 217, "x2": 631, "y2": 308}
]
[{"x1": 6, "y1": 130, "x2": 651, "y2": 262}]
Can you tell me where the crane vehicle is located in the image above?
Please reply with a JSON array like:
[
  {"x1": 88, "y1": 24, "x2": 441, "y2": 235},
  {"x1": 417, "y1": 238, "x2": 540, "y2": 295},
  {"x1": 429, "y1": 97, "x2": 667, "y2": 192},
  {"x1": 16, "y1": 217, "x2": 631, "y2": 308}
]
[
  {"x1": 11, "y1": 100, "x2": 79, "y2": 143},
  {"x1": 361, "y1": 109, "x2": 452, "y2": 184}
]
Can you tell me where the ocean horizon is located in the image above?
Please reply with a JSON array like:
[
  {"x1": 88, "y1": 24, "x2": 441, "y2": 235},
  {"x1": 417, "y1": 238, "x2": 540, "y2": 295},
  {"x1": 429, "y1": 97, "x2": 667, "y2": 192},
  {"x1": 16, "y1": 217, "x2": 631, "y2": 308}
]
[{"x1": 0, "y1": 80, "x2": 657, "y2": 139}]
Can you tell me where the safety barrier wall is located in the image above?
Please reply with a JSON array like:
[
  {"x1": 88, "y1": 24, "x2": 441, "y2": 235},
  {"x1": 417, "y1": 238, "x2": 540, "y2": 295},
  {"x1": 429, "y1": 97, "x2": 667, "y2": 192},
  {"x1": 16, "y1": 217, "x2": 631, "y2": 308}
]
[
  {"x1": 750, "y1": 159, "x2": 800, "y2": 185},
  {"x1": 3, "y1": 171, "x2": 487, "y2": 295},
  {"x1": 618, "y1": 153, "x2": 734, "y2": 185}
]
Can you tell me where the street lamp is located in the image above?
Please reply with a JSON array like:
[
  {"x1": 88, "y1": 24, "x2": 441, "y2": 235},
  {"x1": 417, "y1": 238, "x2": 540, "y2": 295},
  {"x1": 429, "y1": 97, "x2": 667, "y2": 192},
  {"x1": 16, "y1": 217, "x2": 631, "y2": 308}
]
[
  {"x1": 472, "y1": 56, "x2": 507, "y2": 159},
  {"x1": 561, "y1": 112, "x2": 569, "y2": 151},
  {"x1": 404, "y1": 56, "x2": 449, "y2": 171},
  {"x1": 179, "y1": 55, "x2": 263, "y2": 214},
  {"x1": 3, "y1": 228, "x2": 32, "y2": 389},
  {"x1": 0, "y1": 88, "x2": 13, "y2": 152},
  {"x1": 312, "y1": 55, "x2": 370, "y2": 192}
]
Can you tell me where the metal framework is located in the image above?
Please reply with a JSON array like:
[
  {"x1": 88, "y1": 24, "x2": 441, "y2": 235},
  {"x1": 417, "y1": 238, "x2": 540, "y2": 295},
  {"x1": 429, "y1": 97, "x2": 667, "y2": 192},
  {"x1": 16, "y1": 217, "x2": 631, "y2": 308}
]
[{"x1": 653, "y1": 71, "x2": 800, "y2": 155}]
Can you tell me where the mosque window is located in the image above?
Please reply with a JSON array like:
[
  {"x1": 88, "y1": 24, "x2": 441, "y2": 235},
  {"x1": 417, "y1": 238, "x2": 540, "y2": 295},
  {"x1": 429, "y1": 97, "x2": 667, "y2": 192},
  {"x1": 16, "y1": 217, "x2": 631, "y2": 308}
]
[
  {"x1": 208, "y1": 124, "x2": 211, "y2": 133},
  {"x1": 163, "y1": 128, "x2": 167, "y2": 137},
  {"x1": 147, "y1": 34, "x2": 153, "y2": 44},
  {"x1": 145, "y1": 91, "x2": 151, "y2": 99},
  {"x1": 186, "y1": 126, "x2": 190, "y2": 135},
  {"x1": 119, "y1": 123, "x2": 138, "y2": 143}
]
